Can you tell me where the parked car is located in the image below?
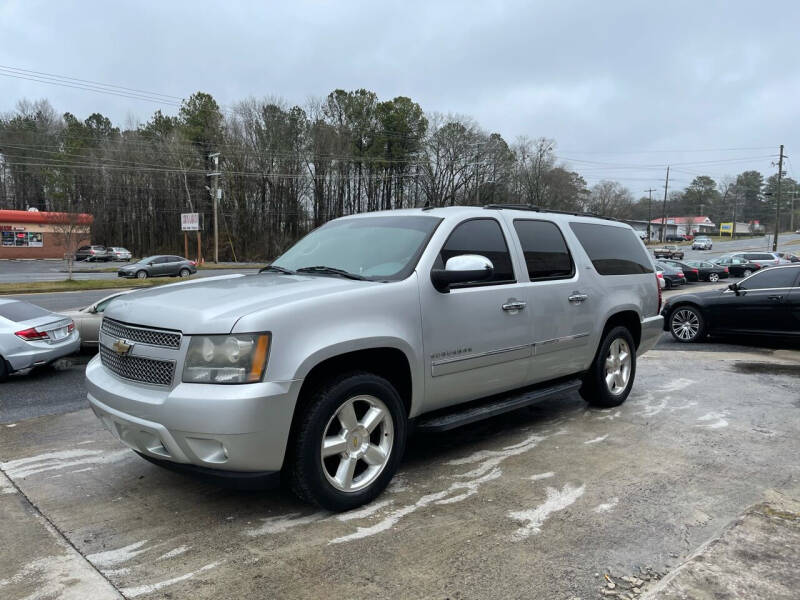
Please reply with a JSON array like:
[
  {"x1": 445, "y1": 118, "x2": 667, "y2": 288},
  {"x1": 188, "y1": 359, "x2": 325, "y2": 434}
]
[
  {"x1": 691, "y1": 236, "x2": 713, "y2": 250},
  {"x1": 729, "y1": 252, "x2": 783, "y2": 268},
  {"x1": 660, "y1": 259, "x2": 700, "y2": 282},
  {"x1": 75, "y1": 245, "x2": 109, "y2": 262},
  {"x1": 665, "y1": 235, "x2": 684, "y2": 242},
  {"x1": 62, "y1": 291, "x2": 133, "y2": 348},
  {"x1": 775, "y1": 252, "x2": 800, "y2": 263},
  {"x1": 662, "y1": 265, "x2": 800, "y2": 342},
  {"x1": 683, "y1": 260, "x2": 729, "y2": 283},
  {"x1": 709, "y1": 255, "x2": 762, "y2": 278},
  {"x1": 86, "y1": 206, "x2": 663, "y2": 511},
  {"x1": 0, "y1": 299, "x2": 80, "y2": 381},
  {"x1": 655, "y1": 261, "x2": 686, "y2": 289},
  {"x1": 117, "y1": 255, "x2": 197, "y2": 279},
  {"x1": 107, "y1": 247, "x2": 132, "y2": 261},
  {"x1": 654, "y1": 244, "x2": 684, "y2": 259}
]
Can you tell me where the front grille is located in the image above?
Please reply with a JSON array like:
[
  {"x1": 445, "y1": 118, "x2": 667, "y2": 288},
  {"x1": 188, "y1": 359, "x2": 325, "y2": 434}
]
[
  {"x1": 101, "y1": 318, "x2": 181, "y2": 349},
  {"x1": 100, "y1": 345, "x2": 175, "y2": 386}
]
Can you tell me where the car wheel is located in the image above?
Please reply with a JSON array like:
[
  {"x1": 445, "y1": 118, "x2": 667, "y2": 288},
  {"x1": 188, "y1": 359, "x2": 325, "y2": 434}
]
[
  {"x1": 708, "y1": 273, "x2": 720, "y2": 283},
  {"x1": 579, "y1": 326, "x2": 636, "y2": 408},
  {"x1": 743, "y1": 269, "x2": 753, "y2": 277},
  {"x1": 179, "y1": 268, "x2": 190, "y2": 278},
  {"x1": 669, "y1": 305, "x2": 706, "y2": 343},
  {"x1": 664, "y1": 278, "x2": 672, "y2": 289},
  {"x1": 289, "y1": 372, "x2": 407, "y2": 512},
  {"x1": 136, "y1": 270, "x2": 148, "y2": 279}
]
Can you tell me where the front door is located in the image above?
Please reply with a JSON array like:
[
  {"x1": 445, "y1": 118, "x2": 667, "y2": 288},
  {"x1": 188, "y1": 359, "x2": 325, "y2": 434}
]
[
  {"x1": 420, "y1": 218, "x2": 530, "y2": 411},
  {"x1": 710, "y1": 268, "x2": 797, "y2": 334}
]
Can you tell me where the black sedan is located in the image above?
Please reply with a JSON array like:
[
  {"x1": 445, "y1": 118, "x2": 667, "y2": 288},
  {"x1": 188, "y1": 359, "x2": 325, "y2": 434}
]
[
  {"x1": 709, "y1": 255, "x2": 761, "y2": 278},
  {"x1": 118, "y1": 255, "x2": 198, "y2": 279},
  {"x1": 683, "y1": 260, "x2": 730, "y2": 283},
  {"x1": 655, "y1": 261, "x2": 686, "y2": 289},
  {"x1": 662, "y1": 265, "x2": 800, "y2": 342},
  {"x1": 659, "y1": 259, "x2": 701, "y2": 282}
]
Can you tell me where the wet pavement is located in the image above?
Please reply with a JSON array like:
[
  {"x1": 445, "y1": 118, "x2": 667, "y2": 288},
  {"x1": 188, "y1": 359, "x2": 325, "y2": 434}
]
[{"x1": 1, "y1": 344, "x2": 798, "y2": 599}]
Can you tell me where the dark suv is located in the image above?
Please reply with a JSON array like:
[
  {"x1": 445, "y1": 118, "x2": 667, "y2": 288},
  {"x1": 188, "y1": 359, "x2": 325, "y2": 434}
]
[{"x1": 117, "y1": 255, "x2": 197, "y2": 279}]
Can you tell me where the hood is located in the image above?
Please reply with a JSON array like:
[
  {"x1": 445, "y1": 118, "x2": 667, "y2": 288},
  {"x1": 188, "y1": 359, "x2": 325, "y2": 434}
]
[{"x1": 103, "y1": 273, "x2": 373, "y2": 334}]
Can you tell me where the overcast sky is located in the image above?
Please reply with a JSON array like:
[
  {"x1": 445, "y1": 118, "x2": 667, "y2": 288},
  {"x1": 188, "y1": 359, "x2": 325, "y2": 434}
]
[{"x1": 2, "y1": 0, "x2": 798, "y2": 193}]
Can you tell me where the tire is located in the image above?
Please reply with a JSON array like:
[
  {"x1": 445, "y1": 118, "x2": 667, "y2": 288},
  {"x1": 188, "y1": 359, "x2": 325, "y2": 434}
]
[
  {"x1": 179, "y1": 268, "x2": 190, "y2": 278},
  {"x1": 0, "y1": 357, "x2": 8, "y2": 383},
  {"x1": 708, "y1": 273, "x2": 720, "y2": 283},
  {"x1": 136, "y1": 270, "x2": 148, "y2": 279},
  {"x1": 668, "y1": 305, "x2": 706, "y2": 343},
  {"x1": 743, "y1": 269, "x2": 752, "y2": 277},
  {"x1": 580, "y1": 326, "x2": 636, "y2": 408},
  {"x1": 289, "y1": 372, "x2": 407, "y2": 512},
  {"x1": 664, "y1": 278, "x2": 672, "y2": 290}
]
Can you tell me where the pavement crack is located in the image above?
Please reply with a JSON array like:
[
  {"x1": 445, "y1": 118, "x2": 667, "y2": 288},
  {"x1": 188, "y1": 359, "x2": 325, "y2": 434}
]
[{"x1": 0, "y1": 463, "x2": 126, "y2": 597}]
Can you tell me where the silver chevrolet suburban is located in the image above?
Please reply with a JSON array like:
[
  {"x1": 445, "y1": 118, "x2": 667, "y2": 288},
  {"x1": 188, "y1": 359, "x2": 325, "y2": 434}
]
[{"x1": 86, "y1": 205, "x2": 663, "y2": 511}]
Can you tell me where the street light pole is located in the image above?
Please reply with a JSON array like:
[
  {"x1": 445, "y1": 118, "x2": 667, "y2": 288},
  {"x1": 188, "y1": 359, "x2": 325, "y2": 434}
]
[
  {"x1": 644, "y1": 188, "x2": 656, "y2": 241},
  {"x1": 773, "y1": 144, "x2": 784, "y2": 252}
]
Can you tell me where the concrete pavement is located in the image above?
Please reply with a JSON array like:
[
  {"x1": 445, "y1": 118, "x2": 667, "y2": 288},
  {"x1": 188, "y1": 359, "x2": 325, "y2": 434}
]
[{"x1": 1, "y1": 345, "x2": 798, "y2": 599}]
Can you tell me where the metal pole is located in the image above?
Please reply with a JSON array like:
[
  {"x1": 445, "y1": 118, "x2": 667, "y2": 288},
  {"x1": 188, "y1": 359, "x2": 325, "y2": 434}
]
[
  {"x1": 209, "y1": 153, "x2": 221, "y2": 263},
  {"x1": 644, "y1": 188, "x2": 655, "y2": 241},
  {"x1": 773, "y1": 145, "x2": 784, "y2": 251},
  {"x1": 660, "y1": 167, "x2": 670, "y2": 242}
]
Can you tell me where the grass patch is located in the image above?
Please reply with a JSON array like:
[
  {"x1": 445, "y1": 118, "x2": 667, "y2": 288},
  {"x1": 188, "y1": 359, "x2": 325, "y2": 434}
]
[{"x1": 0, "y1": 278, "x2": 168, "y2": 295}]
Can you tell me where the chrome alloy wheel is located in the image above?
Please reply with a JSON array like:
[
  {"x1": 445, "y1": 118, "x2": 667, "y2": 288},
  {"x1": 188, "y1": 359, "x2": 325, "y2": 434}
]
[
  {"x1": 708, "y1": 273, "x2": 720, "y2": 282},
  {"x1": 604, "y1": 338, "x2": 631, "y2": 395},
  {"x1": 671, "y1": 309, "x2": 700, "y2": 341},
  {"x1": 321, "y1": 395, "x2": 394, "y2": 493}
]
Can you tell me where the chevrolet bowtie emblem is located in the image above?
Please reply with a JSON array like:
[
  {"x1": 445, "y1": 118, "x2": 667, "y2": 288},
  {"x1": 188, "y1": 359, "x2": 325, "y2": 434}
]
[{"x1": 112, "y1": 339, "x2": 133, "y2": 355}]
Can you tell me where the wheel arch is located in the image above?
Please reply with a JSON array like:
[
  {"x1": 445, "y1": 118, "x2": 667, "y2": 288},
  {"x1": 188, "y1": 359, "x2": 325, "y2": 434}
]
[{"x1": 601, "y1": 310, "x2": 642, "y2": 349}]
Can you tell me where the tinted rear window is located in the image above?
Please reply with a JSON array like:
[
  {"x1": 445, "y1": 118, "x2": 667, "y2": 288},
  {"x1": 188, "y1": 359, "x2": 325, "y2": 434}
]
[
  {"x1": 513, "y1": 220, "x2": 574, "y2": 280},
  {"x1": 570, "y1": 222, "x2": 654, "y2": 275},
  {"x1": 744, "y1": 253, "x2": 774, "y2": 261},
  {"x1": 0, "y1": 301, "x2": 52, "y2": 322}
]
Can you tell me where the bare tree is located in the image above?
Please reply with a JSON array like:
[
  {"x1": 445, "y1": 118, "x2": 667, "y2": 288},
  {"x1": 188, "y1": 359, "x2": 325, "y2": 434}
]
[{"x1": 46, "y1": 211, "x2": 91, "y2": 280}]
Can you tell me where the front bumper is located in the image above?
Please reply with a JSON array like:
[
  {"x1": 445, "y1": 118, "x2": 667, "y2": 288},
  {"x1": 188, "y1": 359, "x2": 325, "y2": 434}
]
[
  {"x1": 638, "y1": 315, "x2": 664, "y2": 356},
  {"x1": 5, "y1": 330, "x2": 80, "y2": 372},
  {"x1": 85, "y1": 355, "x2": 301, "y2": 472}
]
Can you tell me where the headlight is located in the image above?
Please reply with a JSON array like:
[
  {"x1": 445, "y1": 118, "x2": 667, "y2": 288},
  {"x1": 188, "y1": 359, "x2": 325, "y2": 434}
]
[{"x1": 182, "y1": 333, "x2": 270, "y2": 384}]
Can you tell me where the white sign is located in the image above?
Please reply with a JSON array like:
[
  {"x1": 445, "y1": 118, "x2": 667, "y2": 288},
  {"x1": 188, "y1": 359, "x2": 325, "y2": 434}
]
[{"x1": 181, "y1": 213, "x2": 200, "y2": 231}]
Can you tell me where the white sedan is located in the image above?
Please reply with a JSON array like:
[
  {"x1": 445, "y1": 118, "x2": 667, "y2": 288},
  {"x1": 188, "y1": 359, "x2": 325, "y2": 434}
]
[{"x1": 62, "y1": 290, "x2": 133, "y2": 348}]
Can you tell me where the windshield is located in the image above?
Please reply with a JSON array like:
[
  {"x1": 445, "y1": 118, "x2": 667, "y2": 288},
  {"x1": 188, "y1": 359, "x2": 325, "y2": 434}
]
[{"x1": 272, "y1": 215, "x2": 441, "y2": 281}]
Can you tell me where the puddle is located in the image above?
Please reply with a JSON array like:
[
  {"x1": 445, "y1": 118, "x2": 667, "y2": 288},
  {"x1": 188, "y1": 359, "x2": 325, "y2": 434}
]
[{"x1": 731, "y1": 362, "x2": 800, "y2": 378}]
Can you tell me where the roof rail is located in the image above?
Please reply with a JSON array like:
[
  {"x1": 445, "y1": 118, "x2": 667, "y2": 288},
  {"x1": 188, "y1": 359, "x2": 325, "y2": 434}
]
[{"x1": 483, "y1": 203, "x2": 618, "y2": 221}]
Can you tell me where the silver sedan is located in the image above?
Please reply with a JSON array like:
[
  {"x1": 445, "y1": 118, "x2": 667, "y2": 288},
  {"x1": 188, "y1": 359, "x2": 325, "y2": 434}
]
[{"x1": 0, "y1": 299, "x2": 80, "y2": 381}]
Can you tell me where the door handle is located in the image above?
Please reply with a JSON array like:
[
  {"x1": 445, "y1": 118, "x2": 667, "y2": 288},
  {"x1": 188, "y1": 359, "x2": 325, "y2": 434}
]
[
  {"x1": 502, "y1": 301, "x2": 527, "y2": 311},
  {"x1": 767, "y1": 295, "x2": 783, "y2": 301},
  {"x1": 568, "y1": 293, "x2": 589, "y2": 303}
]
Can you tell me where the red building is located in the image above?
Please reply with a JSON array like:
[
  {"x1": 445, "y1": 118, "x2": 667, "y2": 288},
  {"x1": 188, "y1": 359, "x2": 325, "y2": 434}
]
[{"x1": 0, "y1": 209, "x2": 93, "y2": 259}]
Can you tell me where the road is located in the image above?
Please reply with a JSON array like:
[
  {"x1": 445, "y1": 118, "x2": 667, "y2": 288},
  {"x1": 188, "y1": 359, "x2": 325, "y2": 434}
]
[
  {"x1": 0, "y1": 259, "x2": 260, "y2": 283},
  {"x1": 1, "y1": 342, "x2": 798, "y2": 599}
]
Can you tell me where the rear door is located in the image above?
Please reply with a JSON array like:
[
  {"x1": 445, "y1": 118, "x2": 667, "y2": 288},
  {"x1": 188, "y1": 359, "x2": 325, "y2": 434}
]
[{"x1": 509, "y1": 218, "x2": 593, "y2": 382}]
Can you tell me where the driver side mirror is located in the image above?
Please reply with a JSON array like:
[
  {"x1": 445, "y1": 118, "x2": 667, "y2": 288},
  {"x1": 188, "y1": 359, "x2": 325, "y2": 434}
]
[
  {"x1": 728, "y1": 282, "x2": 739, "y2": 294},
  {"x1": 431, "y1": 254, "x2": 494, "y2": 293}
]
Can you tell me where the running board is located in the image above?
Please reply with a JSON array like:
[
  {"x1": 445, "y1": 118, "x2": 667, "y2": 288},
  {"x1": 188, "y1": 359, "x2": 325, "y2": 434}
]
[{"x1": 415, "y1": 378, "x2": 582, "y2": 433}]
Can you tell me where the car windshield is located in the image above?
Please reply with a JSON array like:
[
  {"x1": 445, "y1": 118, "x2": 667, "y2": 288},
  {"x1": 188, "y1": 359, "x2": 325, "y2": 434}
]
[{"x1": 271, "y1": 215, "x2": 441, "y2": 281}]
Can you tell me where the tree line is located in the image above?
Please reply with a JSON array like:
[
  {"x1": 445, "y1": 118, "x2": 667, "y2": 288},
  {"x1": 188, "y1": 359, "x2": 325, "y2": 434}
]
[{"x1": 0, "y1": 92, "x2": 795, "y2": 260}]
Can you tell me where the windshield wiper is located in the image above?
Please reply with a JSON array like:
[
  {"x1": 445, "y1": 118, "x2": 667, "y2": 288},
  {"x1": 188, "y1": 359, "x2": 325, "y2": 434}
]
[
  {"x1": 258, "y1": 264, "x2": 296, "y2": 275},
  {"x1": 296, "y1": 266, "x2": 367, "y2": 280}
]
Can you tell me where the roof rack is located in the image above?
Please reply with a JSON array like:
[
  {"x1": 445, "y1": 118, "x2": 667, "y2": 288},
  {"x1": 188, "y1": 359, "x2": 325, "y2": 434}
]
[{"x1": 483, "y1": 203, "x2": 618, "y2": 221}]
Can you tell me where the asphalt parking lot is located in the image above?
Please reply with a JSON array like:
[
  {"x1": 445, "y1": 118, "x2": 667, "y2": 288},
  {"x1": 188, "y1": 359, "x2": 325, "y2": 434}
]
[
  {"x1": 1, "y1": 330, "x2": 799, "y2": 599},
  {"x1": 1, "y1": 272, "x2": 799, "y2": 599}
]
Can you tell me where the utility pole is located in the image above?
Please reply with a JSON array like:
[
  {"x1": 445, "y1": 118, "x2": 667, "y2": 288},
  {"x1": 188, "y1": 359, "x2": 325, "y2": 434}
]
[
  {"x1": 772, "y1": 145, "x2": 784, "y2": 251},
  {"x1": 732, "y1": 189, "x2": 738, "y2": 241},
  {"x1": 208, "y1": 152, "x2": 221, "y2": 263},
  {"x1": 644, "y1": 188, "x2": 656, "y2": 241},
  {"x1": 660, "y1": 166, "x2": 670, "y2": 242}
]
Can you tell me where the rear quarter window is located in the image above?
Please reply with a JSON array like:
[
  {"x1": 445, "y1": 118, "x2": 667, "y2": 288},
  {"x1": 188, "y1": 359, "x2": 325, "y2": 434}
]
[{"x1": 569, "y1": 222, "x2": 654, "y2": 275}]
